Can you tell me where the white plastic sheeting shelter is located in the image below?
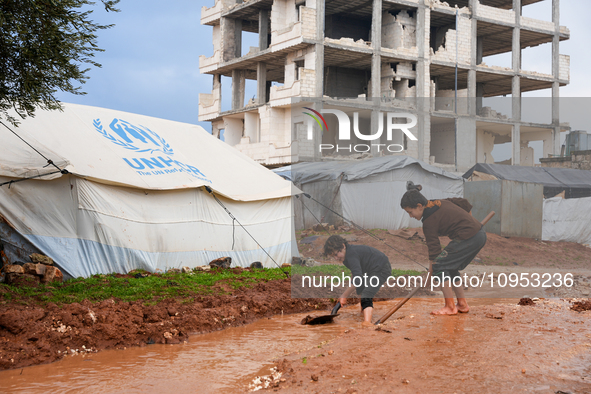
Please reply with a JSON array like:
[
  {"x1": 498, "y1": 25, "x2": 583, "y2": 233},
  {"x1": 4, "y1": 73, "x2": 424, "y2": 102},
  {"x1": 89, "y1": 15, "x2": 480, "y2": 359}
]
[
  {"x1": 274, "y1": 156, "x2": 464, "y2": 231},
  {"x1": 0, "y1": 104, "x2": 296, "y2": 277},
  {"x1": 543, "y1": 197, "x2": 591, "y2": 246}
]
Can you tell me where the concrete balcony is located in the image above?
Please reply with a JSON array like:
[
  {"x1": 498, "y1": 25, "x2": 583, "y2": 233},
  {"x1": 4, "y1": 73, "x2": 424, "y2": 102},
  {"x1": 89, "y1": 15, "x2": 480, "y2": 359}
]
[
  {"x1": 270, "y1": 80, "x2": 301, "y2": 102},
  {"x1": 201, "y1": 0, "x2": 223, "y2": 26},
  {"x1": 198, "y1": 92, "x2": 221, "y2": 122},
  {"x1": 476, "y1": 4, "x2": 515, "y2": 25},
  {"x1": 271, "y1": 23, "x2": 303, "y2": 51},
  {"x1": 235, "y1": 141, "x2": 296, "y2": 166},
  {"x1": 521, "y1": 16, "x2": 555, "y2": 33},
  {"x1": 270, "y1": 6, "x2": 316, "y2": 50},
  {"x1": 199, "y1": 51, "x2": 221, "y2": 74},
  {"x1": 269, "y1": 68, "x2": 316, "y2": 103}
]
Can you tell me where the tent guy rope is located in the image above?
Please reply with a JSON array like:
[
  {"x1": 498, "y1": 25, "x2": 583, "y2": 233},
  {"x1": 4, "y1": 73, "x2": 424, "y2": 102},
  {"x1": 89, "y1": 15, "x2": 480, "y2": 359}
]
[
  {"x1": 0, "y1": 120, "x2": 67, "y2": 175},
  {"x1": 0, "y1": 120, "x2": 68, "y2": 188},
  {"x1": 204, "y1": 186, "x2": 290, "y2": 277}
]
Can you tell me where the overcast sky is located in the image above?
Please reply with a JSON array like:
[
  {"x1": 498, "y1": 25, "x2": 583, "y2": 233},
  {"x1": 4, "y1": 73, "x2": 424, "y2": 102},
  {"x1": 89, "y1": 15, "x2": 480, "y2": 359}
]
[{"x1": 55, "y1": 0, "x2": 591, "y2": 139}]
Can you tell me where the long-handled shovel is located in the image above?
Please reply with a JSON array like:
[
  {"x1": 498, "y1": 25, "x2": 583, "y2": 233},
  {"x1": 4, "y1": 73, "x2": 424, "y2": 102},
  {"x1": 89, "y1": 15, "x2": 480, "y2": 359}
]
[{"x1": 375, "y1": 211, "x2": 496, "y2": 325}]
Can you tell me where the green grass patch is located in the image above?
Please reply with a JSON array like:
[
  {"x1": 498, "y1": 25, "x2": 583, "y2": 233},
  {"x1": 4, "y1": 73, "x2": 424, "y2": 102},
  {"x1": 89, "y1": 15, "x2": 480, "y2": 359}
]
[{"x1": 0, "y1": 267, "x2": 290, "y2": 306}]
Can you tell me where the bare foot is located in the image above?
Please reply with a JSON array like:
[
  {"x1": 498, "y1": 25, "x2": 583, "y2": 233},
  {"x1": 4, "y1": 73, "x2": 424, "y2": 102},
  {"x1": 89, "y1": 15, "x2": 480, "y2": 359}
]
[
  {"x1": 456, "y1": 304, "x2": 470, "y2": 313},
  {"x1": 430, "y1": 306, "x2": 458, "y2": 315},
  {"x1": 361, "y1": 321, "x2": 373, "y2": 327}
]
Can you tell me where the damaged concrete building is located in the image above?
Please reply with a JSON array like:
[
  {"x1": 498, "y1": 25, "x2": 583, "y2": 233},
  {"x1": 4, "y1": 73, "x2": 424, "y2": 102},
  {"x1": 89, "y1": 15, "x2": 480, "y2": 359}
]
[{"x1": 199, "y1": 0, "x2": 569, "y2": 171}]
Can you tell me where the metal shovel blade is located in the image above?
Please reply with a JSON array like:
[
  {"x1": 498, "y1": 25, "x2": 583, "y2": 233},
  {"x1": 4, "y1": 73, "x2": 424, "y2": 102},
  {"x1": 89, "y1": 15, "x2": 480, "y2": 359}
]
[{"x1": 301, "y1": 302, "x2": 341, "y2": 325}]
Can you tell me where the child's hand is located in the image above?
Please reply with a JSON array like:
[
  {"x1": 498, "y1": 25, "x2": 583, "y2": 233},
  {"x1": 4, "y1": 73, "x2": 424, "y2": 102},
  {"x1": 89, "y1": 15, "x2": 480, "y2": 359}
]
[{"x1": 338, "y1": 297, "x2": 347, "y2": 306}]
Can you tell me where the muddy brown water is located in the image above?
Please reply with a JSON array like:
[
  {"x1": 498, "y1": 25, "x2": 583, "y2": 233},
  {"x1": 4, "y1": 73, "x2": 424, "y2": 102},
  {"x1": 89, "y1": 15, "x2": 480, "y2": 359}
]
[{"x1": 0, "y1": 298, "x2": 521, "y2": 393}]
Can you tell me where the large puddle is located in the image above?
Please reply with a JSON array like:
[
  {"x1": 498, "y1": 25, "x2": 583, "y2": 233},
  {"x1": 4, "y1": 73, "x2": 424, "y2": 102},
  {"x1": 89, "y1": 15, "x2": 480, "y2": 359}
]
[{"x1": 0, "y1": 298, "x2": 517, "y2": 393}]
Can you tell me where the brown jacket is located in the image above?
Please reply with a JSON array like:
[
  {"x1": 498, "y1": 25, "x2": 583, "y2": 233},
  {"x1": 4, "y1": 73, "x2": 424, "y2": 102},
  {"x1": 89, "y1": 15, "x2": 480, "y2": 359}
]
[{"x1": 422, "y1": 199, "x2": 482, "y2": 261}]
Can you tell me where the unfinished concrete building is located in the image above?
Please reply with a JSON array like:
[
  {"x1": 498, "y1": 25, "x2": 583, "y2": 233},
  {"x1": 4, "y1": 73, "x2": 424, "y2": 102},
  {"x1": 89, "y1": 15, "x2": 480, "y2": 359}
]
[{"x1": 199, "y1": 0, "x2": 569, "y2": 171}]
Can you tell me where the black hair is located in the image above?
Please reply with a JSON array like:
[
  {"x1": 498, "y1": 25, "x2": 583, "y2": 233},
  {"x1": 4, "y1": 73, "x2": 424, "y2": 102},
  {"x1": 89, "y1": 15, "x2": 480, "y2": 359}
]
[
  {"x1": 400, "y1": 189, "x2": 428, "y2": 209},
  {"x1": 323, "y1": 235, "x2": 348, "y2": 257}
]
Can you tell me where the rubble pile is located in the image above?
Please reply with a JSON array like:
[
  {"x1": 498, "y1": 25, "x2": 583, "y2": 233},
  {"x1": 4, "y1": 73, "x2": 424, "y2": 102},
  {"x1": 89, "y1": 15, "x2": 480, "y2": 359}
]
[{"x1": 2, "y1": 253, "x2": 63, "y2": 286}]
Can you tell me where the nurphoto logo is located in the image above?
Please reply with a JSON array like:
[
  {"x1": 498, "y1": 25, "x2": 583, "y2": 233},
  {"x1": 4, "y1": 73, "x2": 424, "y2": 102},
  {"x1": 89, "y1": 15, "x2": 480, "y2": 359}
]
[{"x1": 303, "y1": 108, "x2": 418, "y2": 153}]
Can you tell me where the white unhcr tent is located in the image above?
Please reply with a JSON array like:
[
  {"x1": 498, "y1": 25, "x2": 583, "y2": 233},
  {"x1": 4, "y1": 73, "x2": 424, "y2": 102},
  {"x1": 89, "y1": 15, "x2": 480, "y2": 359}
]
[{"x1": 0, "y1": 104, "x2": 296, "y2": 278}]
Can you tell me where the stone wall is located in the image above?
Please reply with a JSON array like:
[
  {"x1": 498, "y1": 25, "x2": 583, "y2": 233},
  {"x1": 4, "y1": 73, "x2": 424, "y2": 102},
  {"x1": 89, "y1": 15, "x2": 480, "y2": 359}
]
[{"x1": 540, "y1": 150, "x2": 591, "y2": 170}]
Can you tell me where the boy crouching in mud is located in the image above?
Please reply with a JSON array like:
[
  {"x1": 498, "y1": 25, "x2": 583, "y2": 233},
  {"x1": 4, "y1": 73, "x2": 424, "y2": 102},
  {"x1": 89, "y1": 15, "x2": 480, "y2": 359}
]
[
  {"x1": 400, "y1": 189, "x2": 487, "y2": 315},
  {"x1": 324, "y1": 235, "x2": 391, "y2": 326}
]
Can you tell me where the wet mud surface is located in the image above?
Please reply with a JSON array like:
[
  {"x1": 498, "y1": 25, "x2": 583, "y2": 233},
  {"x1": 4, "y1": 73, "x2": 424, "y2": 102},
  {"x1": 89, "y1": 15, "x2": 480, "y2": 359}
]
[
  {"x1": 0, "y1": 277, "x2": 331, "y2": 371},
  {"x1": 1, "y1": 227, "x2": 590, "y2": 388},
  {"x1": 1, "y1": 295, "x2": 590, "y2": 393},
  {"x1": 0, "y1": 311, "x2": 347, "y2": 394},
  {"x1": 258, "y1": 298, "x2": 591, "y2": 393}
]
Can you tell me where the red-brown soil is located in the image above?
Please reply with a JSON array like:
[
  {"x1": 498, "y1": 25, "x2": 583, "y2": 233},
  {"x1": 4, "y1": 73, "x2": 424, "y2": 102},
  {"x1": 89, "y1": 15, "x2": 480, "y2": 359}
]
[
  {"x1": 571, "y1": 300, "x2": 591, "y2": 312},
  {"x1": 0, "y1": 277, "x2": 330, "y2": 371},
  {"x1": 2, "y1": 227, "x2": 591, "y2": 376},
  {"x1": 518, "y1": 297, "x2": 536, "y2": 306},
  {"x1": 257, "y1": 298, "x2": 591, "y2": 393}
]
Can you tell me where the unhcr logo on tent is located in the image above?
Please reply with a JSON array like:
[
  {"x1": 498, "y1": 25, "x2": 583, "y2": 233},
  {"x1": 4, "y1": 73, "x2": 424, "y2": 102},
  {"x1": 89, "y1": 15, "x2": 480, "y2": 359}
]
[
  {"x1": 303, "y1": 108, "x2": 418, "y2": 153},
  {"x1": 93, "y1": 118, "x2": 210, "y2": 183},
  {"x1": 94, "y1": 119, "x2": 174, "y2": 155}
]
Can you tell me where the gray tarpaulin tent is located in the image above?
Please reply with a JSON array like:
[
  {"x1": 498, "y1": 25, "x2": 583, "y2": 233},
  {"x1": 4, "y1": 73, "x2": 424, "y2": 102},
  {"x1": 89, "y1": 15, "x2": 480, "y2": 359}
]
[
  {"x1": 463, "y1": 163, "x2": 591, "y2": 199},
  {"x1": 274, "y1": 156, "x2": 464, "y2": 231},
  {"x1": 463, "y1": 163, "x2": 591, "y2": 246}
]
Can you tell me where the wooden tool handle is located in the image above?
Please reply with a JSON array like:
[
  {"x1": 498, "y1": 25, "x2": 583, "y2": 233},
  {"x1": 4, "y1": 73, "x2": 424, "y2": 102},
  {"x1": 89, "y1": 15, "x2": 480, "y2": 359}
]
[
  {"x1": 374, "y1": 273, "x2": 430, "y2": 325},
  {"x1": 481, "y1": 211, "x2": 495, "y2": 226}
]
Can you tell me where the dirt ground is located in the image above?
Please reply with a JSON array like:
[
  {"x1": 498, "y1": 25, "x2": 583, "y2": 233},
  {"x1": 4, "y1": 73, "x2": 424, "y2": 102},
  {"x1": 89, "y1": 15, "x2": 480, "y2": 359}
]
[
  {"x1": 0, "y1": 276, "x2": 331, "y2": 371},
  {"x1": 1, "y1": 227, "x2": 590, "y2": 381},
  {"x1": 242, "y1": 228, "x2": 591, "y2": 393},
  {"x1": 297, "y1": 227, "x2": 591, "y2": 271},
  {"x1": 298, "y1": 227, "x2": 591, "y2": 298},
  {"x1": 255, "y1": 298, "x2": 591, "y2": 393}
]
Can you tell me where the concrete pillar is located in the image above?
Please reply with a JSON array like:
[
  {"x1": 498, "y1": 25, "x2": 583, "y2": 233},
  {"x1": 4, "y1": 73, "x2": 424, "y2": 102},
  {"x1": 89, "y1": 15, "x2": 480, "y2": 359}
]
[
  {"x1": 259, "y1": 10, "x2": 269, "y2": 50},
  {"x1": 415, "y1": 2, "x2": 429, "y2": 162},
  {"x1": 371, "y1": 0, "x2": 382, "y2": 100},
  {"x1": 314, "y1": 0, "x2": 325, "y2": 98},
  {"x1": 313, "y1": 0, "x2": 325, "y2": 160},
  {"x1": 221, "y1": 17, "x2": 237, "y2": 62},
  {"x1": 416, "y1": 4, "x2": 427, "y2": 98},
  {"x1": 468, "y1": 0, "x2": 478, "y2": 117},
  {"x1": 257, "y1": 62, "x2": 267, "y2": 104},
  {"x1": 467, "y1": 70, "x2": 476, "y2": 116},
  {"x1": 370, "y1": 0, "x2": 383, "y2": 157},
  {"x1": 512, "y1": 0, "x2": 521, "y2": 165},
  {"x1": 213, "y1": 73, "x2": 221, "y2": 102},
  {"x1": 476, "y1": 83, "x2": 484, "y2": 113},
  {"x1": 475, "y1": 35, "x2": 483, "y2": 112},
  {"x1": 552, "y1": 0, "x2": 561, "y2": 154},
  {"x1": 232, "y1": 69, "x2": 245, "y2": 110},
  {"x1": 511, "y1": 124, "x2": 521, "y2": 165},
  {"x1": 234, "y1": 19, "x2": 242, "y2": 58},
  {"x1": 476, "y1": 37, "x2": 483, "y2": 65},
  {"x1": 220, "y1": 17, "x2": 243, "y2": 61}
]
